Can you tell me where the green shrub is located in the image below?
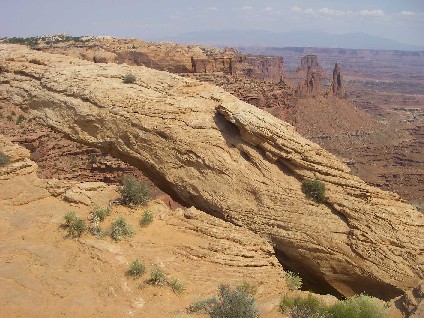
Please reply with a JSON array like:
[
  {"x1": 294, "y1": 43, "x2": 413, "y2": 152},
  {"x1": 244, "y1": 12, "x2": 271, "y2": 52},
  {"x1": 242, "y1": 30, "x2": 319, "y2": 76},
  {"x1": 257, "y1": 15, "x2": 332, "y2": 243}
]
[
  {"x1": 148, "y1": 267, "x2": 167, "y2": 286},
  {"x1": 140, "y1": 210, "x2": 154, "y2": 226},
  {"x1": 64, "y1": 211, "x2": 77, "y2": 226},
  {"x1": 170, "y1": 278, "x2": 185, "y2": 294},
  {"x1": 93, "y1": 206, "x2": 110, "y2": 222},
  {"x1": 0, "y1": 152, "x2": 11, "y2": 166},
  {"x1": 15, "y1": 114, "x2": 25, "y2": 125},
  {"x1": 123, "y1": 73, "x2": 136, "y2": 84},
  {"x1": 127, "y1": 259, "x2": 146, "y2": 277},
  {"x1": 328, "y1": 294, "x2": 388, "y2": 318},
  {"x1": 209, "y1": 284, "x2": 259, "y2": 318},
  {"x1": 110, "y1": 217, "x2": 134, "y2": 241},
  {"x1": 118, "y1": 175, "x2": 151, "y2": 207},
  {"x1": 63, "y1": 212, "x2": 86, "y2": 238},
  {"x1": 279, "y1": 294, "x2": 388, "y2": 318},
  {"x1": 286, "y1": 271, "x2": 303, "y2": 291},
  {"x1": 6, "y1": 114, "x2": 13, "y2": 121},
  {"x1": 280, "y1": 294, "x2": 329, "y2": 318},
  {"x1": 301, "y1": 179, "x2": 326, "y2": 203},
  {"x1": 88, "y1": 206, "x2": 110, "y2": 237}
]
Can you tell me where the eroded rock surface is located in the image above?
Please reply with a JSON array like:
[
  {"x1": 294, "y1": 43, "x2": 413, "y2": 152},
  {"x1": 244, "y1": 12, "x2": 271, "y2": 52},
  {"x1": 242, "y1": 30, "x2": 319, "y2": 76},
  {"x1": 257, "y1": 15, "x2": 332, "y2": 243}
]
[
  {"x1": 1, "y1": 44, "x2": 423, "y2": 299},
  {"x1": 0, "y1": 135, "x2": 286, "y2": 317}
]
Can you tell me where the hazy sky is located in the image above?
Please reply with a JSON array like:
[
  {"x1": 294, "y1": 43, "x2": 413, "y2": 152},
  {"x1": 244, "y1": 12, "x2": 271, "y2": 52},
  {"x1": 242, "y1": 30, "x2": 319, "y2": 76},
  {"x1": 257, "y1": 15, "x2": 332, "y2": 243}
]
[{"x1": 1, "y1": 0, "x2": 423, "y2": 45}]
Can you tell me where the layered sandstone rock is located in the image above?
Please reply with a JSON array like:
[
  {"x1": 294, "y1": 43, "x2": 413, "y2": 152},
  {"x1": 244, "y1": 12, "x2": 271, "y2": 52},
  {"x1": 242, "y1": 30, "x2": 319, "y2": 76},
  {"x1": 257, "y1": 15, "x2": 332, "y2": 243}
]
[
  {"x1": 295, "y1": 66, "x2": 321, "y2": 97},
  {"x1": 0, "y1": 135, "x2": 286, "y2": 317},
  {"x1": 1, "y1": 44, "x2": 423, "y2": 299},
  {"x1": 298, "y1": 55, "x2": 320, "y2": 71}
]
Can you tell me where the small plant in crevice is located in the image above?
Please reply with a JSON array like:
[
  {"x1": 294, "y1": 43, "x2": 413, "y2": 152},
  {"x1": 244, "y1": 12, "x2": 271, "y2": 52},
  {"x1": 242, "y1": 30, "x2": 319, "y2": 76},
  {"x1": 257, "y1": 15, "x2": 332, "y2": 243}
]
[
  {"x1": 110, "y1": 217, "x2": 134, "y2": 241},
  {"x1": 127, "y1": 259, "x2": 146, "y2": 277},
  {"x1": 118, "y1": 175, "x2": 151, "y2": 207},
  {"x1": 285, "y1": 271, "x2": 303, "y2": 291},
  {"x1": 0, "y1": 152, "x2": 11, "y2": 166},
  {"x1": 139, "y1": 210, "x2": 154, "y2": 227},
  {"x1": 6, "y1": 114, "x2": 13, "y2": 121},
  {"x1": 148, "y1": 267, "x2": 167, "y2": 286},
  {"x1": 123, "y1": 73, "x2": 136, "y2": 84},
  {"x1": 301, "y1": 179, "x2": 326, "y2": 203},
  {"x1": 63, "y1": 211, "x2": 86, "y2": 238}
]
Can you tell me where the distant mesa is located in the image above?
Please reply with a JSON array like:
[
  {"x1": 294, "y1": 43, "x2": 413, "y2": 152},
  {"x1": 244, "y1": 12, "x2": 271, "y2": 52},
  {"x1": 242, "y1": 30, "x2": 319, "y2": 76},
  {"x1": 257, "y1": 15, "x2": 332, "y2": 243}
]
[
  {"x1": 298, "y1": 55, "x2": 321, "y2": 72},
  {"x1": 190, "y1": 52, "x2": 284, "y2": 83}
]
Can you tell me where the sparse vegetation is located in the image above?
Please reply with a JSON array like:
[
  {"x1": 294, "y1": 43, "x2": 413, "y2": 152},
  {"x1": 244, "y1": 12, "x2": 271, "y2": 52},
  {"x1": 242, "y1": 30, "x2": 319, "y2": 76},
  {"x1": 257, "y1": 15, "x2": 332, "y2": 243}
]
[
  {"x1": 92, "y1": 206, "x2": 110, "y2": 222},
  {"x1": 188, "y1": 298, "x2": 217, "y2": 314},
  {"x1": 16, "y1": 114, "x2": 25, "y2": 125},
  {"x1": 88, "y1": 206, "x2": 110, "y2": 237},
  {"x1": 118, "y1": 175, "x2": 151, "y2": 207},
  {"x1": 301, "y1": 179, "x2": 326, "y2": 203},
  {"x1": 237, "y1": 281, "x2": 257, "y2": 296},
  {"x1": 139, "y1": 210, "x2": 154, "y2": 226},
  {"x1": 286, "y1": 271, "x2": 303, "y2": 291},
  {"x1": 127, "y1": 259, "x2": 146, "y2": 277},
  {"x1": 188, "y1": 284, "x2": 259, "y2": 318},
  {"x1": 110, "y1": 217, "x2": 134, "y2": 241},
  {"x1": 170, "y1": 278, "x2": 185, "y2": 294},
  {"x1": 327, "y1": 294, "x2": 388, "y2": 318},
  {"x1": 148, "y1": 267, "x2": 167, "y2": 286},
  {"x1": 5, "y1": 35, "x2": 87, "y2": 47},
  {"x1": 63, "y1": 212, "x2": 86, "y2": 238},
  {"x1": 6, "y1": 114, "x2": 13, "y2": 121},
  {"x1": 279, "y1": 294, "x2": 388, "y2": 318},
  {"x1": 123, "y1": 73, "x2": 136, "y2": 84},
  {"x1": 280, "y1": 294, "x2": 329, "y2": 318},
  {"x1": 0, "y1": 152, "x2": 11, "y2": 166}
]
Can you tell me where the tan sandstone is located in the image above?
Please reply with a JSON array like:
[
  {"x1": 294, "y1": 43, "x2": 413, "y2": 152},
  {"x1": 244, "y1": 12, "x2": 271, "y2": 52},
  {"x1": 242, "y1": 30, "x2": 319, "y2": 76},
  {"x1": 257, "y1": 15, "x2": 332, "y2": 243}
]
[
  {"x1": 0, "y1": 44, "x2": 423, "y2": 299},
  {"x1": 0, "y1": 135, "x2": 286, "y2": 317}
]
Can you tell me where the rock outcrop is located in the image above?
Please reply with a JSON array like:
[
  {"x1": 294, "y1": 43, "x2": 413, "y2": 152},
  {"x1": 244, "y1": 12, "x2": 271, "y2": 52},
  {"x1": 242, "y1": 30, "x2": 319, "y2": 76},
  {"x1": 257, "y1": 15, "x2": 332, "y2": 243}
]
[
  {"x1": 295, "y1": 55, "x2": 322, "y2": 97},
  {"x1": 332, "y1": 63, "x2": 343, "y2": 96},
  {"x1": 236, "y1": 55, "x2": 284, "y2": 83},
  {"x1": 295, "y1": 66, "x2": 321, "y2": 97},
  {"x1": 1, "y1": 44, "x2": 423, "y2": 299},
  {"x1": 298, "y1": 55, "x2": 320, "y2": 71},
  {"x1": 0, "y1": 135, "x2": 286, "y2": 317}
]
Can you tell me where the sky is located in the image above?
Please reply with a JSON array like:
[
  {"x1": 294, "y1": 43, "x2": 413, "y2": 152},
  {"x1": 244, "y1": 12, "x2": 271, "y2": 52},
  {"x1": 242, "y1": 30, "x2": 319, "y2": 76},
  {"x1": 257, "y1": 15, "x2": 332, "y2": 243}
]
[{"x1": 1, "y1": 0, "x2": 423, "y2": 46}]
